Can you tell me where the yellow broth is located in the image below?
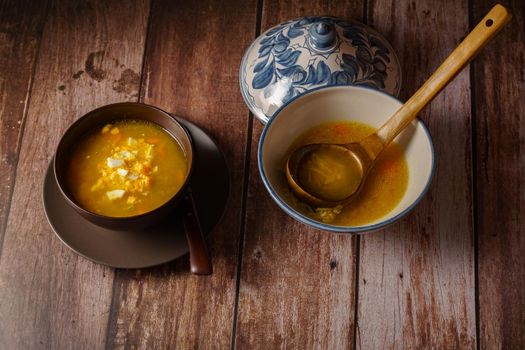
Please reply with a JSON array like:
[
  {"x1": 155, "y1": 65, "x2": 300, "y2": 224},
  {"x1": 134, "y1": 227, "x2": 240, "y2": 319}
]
[
  {"x1": 297, "y1": 145, "x2": 363, "y2": 202},
  {"x1": 67, "y1": 120, "x2": 188, "y2": 217},
  {"x1": 283, "y1": 121, "x2": 409, "y2": 226}
]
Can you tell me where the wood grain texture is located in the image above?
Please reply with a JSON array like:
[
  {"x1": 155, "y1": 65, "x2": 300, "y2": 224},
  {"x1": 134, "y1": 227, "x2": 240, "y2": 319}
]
[
  {"x1": 357, "y1": 1, "x2": 476, "y2": 349},
  {"x1": 234, "y1": 1, "x2": 363, "y2": 349},
  {"x1": 473, "y1": 0, "x2": 525, "y2": 348},
  {"x1": 105, "y1": 0, "x2": 258, "y2": 348},
  {"x1": 0, "y1": 0, "x2": 149, "y2": 348},
  {"x1": 1, "y1": 1, "x2": 523, "y2": 348},
  {"x1": 0, "y1": 0, "x2": 48, "y2": 249}
]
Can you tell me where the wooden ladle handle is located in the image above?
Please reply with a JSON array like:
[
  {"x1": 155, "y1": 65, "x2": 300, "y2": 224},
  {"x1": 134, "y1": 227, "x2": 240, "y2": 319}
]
[
  {"x1": 182, "y1": 190, "x2": 212, "y2": 275},
  {"x1": 373, "y1": 4, "x2": 511, "y2": 147}
]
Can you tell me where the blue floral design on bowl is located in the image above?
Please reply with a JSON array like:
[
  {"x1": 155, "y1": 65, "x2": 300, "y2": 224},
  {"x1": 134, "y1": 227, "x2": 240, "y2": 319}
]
[{"x1": 239, "y1": 16, "x2": 402, "y2": 123}]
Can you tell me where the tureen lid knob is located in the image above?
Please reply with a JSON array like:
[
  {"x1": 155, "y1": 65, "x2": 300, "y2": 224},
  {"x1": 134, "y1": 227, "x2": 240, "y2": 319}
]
[{"x1": 308, "y1": 21, "x2": 336, "y2": 50}]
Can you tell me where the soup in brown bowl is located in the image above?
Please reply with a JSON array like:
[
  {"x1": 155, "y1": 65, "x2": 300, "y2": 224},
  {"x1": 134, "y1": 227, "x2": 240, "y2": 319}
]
[
  {"x1": 54, "y1": 102, "x2": 193, "y2": 230},
  {"x1": 67, "y1": 119, "x2": 188, "y2": 217}
]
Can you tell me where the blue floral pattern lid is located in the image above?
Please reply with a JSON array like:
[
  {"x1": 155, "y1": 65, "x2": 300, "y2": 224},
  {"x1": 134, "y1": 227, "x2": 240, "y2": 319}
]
[{"x1": 240, "y1": 17, "x2": 402, "y2": 123}]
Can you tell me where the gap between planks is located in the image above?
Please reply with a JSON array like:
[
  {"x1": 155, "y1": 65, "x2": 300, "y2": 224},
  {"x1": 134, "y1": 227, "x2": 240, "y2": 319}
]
[
  {"x1": 230, "y1": 0, "x2": 264, "y2": 348},
  {"x1": 467, "y1": 1, "x2": 481, "y2": 348}
]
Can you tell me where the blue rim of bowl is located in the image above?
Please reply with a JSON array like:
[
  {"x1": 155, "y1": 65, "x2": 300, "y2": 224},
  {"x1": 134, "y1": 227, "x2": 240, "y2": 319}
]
[{"x1": 257, "y1": 85, "x2": 435, "y2": 233}]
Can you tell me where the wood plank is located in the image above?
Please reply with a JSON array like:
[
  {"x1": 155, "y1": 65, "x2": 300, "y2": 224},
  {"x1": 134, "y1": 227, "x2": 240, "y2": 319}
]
[
  {"x1": 235, "y1": 2, "x2": 364, "y2": 349},
  {"x1": 357, "y1": 1, "x2": 476, "y2": 348},
  {"x1": 0, "y1": 0, "x2": 48, "y2": 249},
  {"x1": 472, "y1": 0, "x2": 525, "y2": 348},
  {"x1": 105, "y1": 0, "x2": 259, "y2": 348},
  {"x1": 0, "y1": 0, "x2": 150, "y2": 348}
]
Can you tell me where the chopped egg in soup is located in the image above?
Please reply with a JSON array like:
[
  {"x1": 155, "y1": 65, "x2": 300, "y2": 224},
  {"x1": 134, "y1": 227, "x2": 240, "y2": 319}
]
[{"x1": 67, "y1": 120, "x2": 187, "y2": 217}]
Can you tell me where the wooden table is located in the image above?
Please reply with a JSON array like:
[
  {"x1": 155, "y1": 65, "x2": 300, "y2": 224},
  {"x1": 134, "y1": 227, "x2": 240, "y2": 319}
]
[{"x1": 0, "y1": 0, "x2": 523, "y2": 348}]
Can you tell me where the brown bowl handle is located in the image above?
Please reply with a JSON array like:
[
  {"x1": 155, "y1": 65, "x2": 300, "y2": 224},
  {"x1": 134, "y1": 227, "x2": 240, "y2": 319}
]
[{"x1": 182, "y1": 189, "x2": 212, "y2": 275}]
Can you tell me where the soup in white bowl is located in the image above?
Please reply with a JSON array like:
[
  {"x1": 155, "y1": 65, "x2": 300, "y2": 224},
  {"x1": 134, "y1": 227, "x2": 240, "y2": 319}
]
[{"x1": 258, "y1": 86, "x2": 434, "y2": 233}]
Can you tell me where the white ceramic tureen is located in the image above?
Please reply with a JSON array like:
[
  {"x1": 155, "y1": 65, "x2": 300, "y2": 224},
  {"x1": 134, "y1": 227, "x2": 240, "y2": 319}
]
[{"x1": 240, "y1": 16, "x2": 402, "y2": 123}]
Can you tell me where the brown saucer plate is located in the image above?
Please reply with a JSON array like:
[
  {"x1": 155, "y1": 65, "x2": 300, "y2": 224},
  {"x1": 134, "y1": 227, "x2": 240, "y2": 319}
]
[{"x1": 42, "y1": 117, "x2": 229, "y2": 268}]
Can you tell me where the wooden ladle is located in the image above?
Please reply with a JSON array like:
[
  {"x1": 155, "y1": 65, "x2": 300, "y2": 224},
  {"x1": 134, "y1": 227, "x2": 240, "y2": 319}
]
[{"x1": 286, "y1": 4, "x2": 511, "y2": 208}]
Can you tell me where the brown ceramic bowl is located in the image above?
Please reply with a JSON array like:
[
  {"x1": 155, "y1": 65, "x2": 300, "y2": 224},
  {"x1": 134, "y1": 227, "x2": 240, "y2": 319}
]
[{"x1": 54, "y1": 102, "x2": 194, "y2": 230}]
